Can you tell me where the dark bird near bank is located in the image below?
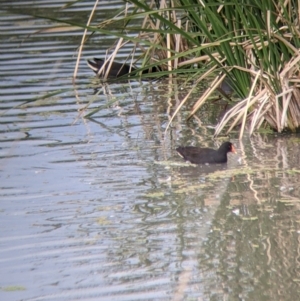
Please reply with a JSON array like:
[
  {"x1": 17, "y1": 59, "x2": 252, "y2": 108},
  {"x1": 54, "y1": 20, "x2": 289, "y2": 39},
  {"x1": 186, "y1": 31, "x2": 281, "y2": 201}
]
[
  {"x1": 176, "y1": 142, "x2": 236, "y2": 164},
  {"x1": 87, "y1": 58, "x2": 161, "y2": 78}
]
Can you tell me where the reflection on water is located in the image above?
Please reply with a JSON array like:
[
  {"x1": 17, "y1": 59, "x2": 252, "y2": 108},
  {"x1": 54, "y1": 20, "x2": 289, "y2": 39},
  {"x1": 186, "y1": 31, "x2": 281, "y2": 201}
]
[{"x1": 1, "y1": 1, "x2": 300, "y2": 301}]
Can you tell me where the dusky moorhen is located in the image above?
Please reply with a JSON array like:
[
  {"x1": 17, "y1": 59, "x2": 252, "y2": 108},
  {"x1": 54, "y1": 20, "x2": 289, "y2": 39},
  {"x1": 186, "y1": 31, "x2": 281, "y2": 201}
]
[
  {"x1": 87, "y1": 58, "x2": 161, "y2": 78},
  {"x1": 176, "y1": 142, "x2": 236, "y2": 164}
]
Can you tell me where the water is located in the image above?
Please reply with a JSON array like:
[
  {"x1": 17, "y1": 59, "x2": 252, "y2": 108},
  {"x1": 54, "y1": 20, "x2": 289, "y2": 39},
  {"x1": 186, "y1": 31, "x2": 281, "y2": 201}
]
[{"x1": 1, "y1": 1, "x2": 300, "y2": 300}]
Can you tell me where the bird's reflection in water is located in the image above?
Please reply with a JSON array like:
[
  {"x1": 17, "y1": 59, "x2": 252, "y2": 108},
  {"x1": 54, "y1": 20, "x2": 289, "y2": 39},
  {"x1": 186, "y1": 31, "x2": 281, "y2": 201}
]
[{"x1": 175, "y1": 162, "x2": 229, "y2": 179}]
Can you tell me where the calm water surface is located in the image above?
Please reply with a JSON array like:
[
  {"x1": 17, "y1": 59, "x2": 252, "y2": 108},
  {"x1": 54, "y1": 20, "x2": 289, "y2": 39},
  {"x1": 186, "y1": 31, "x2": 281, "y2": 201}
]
[{"x1": 1, "y1": 1, "x2": 300, "y2": 301}]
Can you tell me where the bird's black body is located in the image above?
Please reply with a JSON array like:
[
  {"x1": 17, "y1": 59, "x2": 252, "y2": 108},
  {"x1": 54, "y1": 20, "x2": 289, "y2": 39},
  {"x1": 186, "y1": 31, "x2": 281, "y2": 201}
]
[
  {"x1": 87, "y1": 58, "x2": 161, "y2": 78},
  {"x1": 176, "y1": 142, "x2": 236, "y2": 164}
]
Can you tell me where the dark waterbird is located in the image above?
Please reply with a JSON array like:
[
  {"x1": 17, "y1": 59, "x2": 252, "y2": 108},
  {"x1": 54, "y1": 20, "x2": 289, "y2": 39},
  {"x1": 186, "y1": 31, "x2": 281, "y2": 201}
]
[
  {"x1": 87, "y1": 58, "x2": 161, "y2": 78},
  {"x1": 176, "y1": 142, "x2": 236, "y2": 164}
]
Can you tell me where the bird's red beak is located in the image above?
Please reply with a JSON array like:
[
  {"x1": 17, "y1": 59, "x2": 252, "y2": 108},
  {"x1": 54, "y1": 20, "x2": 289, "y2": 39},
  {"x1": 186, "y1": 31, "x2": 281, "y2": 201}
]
[{"x1": 231, "y1": 144, "x2": 237, "y2": 154}]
